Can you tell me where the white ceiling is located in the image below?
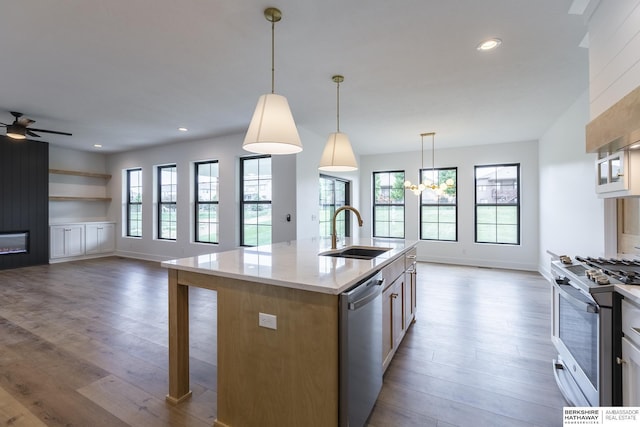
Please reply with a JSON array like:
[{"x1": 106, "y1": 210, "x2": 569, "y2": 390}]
[{"x1": 0, "y1": 0, "x2": 589, "y2": 155}]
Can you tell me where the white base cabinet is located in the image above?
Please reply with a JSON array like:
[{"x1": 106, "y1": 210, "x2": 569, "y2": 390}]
[
  {"x1": 50, "y1": 224, "x2": 85, "y2": 259},
  {"x1": 622, "y1": 298, "x2": 640, "y2": 405},
  {"x1": 85, "y1": 222, "x2": 115, "y2": 255},
  {"x1": 50, "y1": 222, "x2": 115, "y2": 261},
  {"x1": 622, "y1": 337, "x2": 640, "y2": 406}
]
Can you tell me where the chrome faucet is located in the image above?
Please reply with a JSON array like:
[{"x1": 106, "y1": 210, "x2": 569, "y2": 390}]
[{"x1": 331, "y1": 206, "x2": 363, "y2": 249}]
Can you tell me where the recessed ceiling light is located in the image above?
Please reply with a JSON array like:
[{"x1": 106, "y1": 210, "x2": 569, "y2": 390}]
[
  {"x1": 93, "y1": 144, "x2": 102, "y2": 148},
  {"x1": 178, "y1": 127, "x2": 188, "y2": 132},
  {"x1": 477, "y1": 38, "x2": 502, "y2": 51}
]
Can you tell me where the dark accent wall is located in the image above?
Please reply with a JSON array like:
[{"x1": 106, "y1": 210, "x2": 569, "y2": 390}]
[{"x1": 0, "y1": 135, "x2": 49, "y2": 269}]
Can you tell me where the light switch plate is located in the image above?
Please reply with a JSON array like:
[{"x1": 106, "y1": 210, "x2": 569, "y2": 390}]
[{"x1": 258, "y1": 312, "x2": 277, "y2": 330}]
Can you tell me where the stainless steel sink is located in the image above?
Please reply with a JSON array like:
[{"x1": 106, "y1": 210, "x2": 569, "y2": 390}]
[{"x1": 319, "y1": 246, "x2": 391, "y2": 260}]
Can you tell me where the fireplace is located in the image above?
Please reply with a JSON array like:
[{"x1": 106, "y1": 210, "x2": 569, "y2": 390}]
[{"x1": 0, "y1": 231, "x2": 29, "y2": 255}]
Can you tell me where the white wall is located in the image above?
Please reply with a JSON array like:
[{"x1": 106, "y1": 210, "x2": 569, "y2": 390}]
[
  {"x1": 359, "y1": 140, "x2": 540, "y2": 271},
  {"x1": 49, "y1": 146, "x2": 110, "y2": 223},
  {"x1": 588, "y1": 0, "x2": 640, "y2": 118},
  {"x1": 538, "y1": 90, "x2": 604, "y2": 273},
  {"x1": 106, "y1": 133, "x2": 296, "y2": 261}
]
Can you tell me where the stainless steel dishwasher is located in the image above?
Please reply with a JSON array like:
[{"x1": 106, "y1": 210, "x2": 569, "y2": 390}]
[{"x1": 339, "y1": 271, "x2": 384, "y2": 427}]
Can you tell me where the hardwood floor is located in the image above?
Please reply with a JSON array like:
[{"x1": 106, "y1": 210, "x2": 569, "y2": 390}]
[{"x1": 0, "y1": 257, "x2": 566, "y2": 426}]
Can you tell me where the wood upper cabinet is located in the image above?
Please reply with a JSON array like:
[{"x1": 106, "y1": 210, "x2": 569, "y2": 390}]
[{"x1": 586, "y1": 84, "x2": 640, "y2": 154}]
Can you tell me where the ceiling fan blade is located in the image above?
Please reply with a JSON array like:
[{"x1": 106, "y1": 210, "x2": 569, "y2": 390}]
[
  {"x1": 26, "y1": 130, "x2": 41, "y2": 137},
  {"x1": 29, "y1": 128, "x2": 72, "y2": 136},
  {"x1": 17, "y1": 117, "x2": 35, "y2": 126}
]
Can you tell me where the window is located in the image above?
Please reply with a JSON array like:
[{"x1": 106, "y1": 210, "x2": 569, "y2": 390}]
[
  {"x1": 241, "y1": 156, "x2": 271, "y2": 247},
  {"x1": 373, "y1": 171, "x2": 405, "y2": 238},
  {"x1": 195, "y1": 161, "x2": 219, "y2": 244},
  {"x1": 319, "y1": 175, "x2": 350, "y2": 239},
  {"x1": 420, "y1": 168, "x2": 457, "y2": 241},
  {"x1": 475, "y1": 164, "x2": 520, "y2": 244},
  {"x1": 158, "y1": 164, "x2": 177, "y2": 240},
  {"x1": 126, "y1": 168, "x2": 142, "y2": 237}
]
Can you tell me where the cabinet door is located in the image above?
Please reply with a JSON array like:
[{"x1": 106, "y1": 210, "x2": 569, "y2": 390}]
[
  {"x1": 50, "y1": 226, "x2": 67, "y2": 258},
  {"x1": 404, "y1": 267, "x2": 416, "y2": 327},
  {"x1": 85, "y1": 224, "x2": 100, "y2": 254},
  {"x1": 382, "y1": 284, "x2": 394, "y2": 368},
  {"x1": 85, "y1": 223, "x2": 115, "y2": 254},
  {"x1": 66, "y1": 226, "x2": 85, "y2": 257},
  {"x1": 392, "y1": 278, "x2": 404, "y2": 350},
  {"x1": 622, "y1": 337, "x2": 640, "y2": 406},
  {"x1": 100, "y1": 223, "x2": 115, "y2": 253}
]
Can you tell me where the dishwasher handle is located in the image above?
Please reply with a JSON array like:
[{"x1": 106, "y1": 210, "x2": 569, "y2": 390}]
[{"x1": 348, "y1": 278, "x2": 384, "y2": 311}]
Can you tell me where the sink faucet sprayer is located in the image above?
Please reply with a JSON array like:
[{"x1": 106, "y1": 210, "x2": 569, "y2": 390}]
[{"x1": 331, "y1": 206, "x2": 363, "y2": 249}]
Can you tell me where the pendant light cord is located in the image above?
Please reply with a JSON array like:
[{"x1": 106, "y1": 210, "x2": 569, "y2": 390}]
[
  {"x1": 421, "y1": 133, "x2": 425, "y2": 171},
  {"x1": 271, "y1": 18, "x2": 275, "y2": 94},
  {"x1": 336, "y1": 79, "x2": 340, "y2": 132}
]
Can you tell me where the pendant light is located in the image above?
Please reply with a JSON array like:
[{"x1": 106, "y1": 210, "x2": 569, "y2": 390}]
[
  {"x1": 404, "y1": 132, "x2": 453, "y2": 195},
  {"x1": 319, "y1": 75, "x2": 358, "y2": 171},
  {"x1": 243, "y1": 7, "x2": 302, "y2": 155}
]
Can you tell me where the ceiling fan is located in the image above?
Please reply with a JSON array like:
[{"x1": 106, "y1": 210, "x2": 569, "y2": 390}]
[{"x1": 1, "y1": 111, "x2": 72, "y2": 140}]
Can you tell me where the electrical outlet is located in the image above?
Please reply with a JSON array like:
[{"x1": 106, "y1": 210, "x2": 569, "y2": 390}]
[{"x1": 258, "y1": 312, "x2": 277, "y2": 330}]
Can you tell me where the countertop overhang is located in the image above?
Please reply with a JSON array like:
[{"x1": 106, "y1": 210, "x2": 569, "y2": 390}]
[{"x1": 161, "y1": 237, "x2": 418, "y2": 295}]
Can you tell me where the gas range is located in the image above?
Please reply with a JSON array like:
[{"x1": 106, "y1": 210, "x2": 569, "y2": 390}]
[
  {"x1": 551, "y1": 255, "x2": 640, "y2": 296},
  {"x1": 549, "y1": 254, "x2": 625, "y2": 407}
]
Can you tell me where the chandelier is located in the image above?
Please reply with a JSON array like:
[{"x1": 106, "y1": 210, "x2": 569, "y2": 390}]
[{"x1": 404, "y1": 132, "x2": 453, "y2": 195}]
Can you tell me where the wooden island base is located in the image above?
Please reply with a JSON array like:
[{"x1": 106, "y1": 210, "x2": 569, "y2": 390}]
[{"x1": 166, "y1": 269, "x2": 339, "y2": 427}]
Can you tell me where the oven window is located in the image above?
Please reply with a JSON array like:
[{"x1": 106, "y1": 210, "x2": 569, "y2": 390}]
[{"x1": 559, "y1": 295, "x2": 598, "y2": 389}]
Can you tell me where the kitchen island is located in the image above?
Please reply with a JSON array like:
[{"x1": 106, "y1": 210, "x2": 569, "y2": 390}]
[{"x1": 161, "y1": 237, "x2": 417, "y2": 427}]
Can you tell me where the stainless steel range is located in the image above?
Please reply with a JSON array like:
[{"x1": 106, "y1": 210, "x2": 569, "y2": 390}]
[{"x1": 550, "y1": 254, "x2": 624, "y2": 407}]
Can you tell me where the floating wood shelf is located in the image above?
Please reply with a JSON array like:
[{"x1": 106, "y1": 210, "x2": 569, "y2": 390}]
[
  {"x1": 49, "y1": 169, "x2": 112, "y2": 180},
  {"x1": 49, "y1": 196, "x2": 112, "y2": 202}
]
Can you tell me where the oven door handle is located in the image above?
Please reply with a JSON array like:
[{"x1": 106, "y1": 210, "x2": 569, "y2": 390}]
[{"x1": 554, "y1": 280, "x2": 599, "y2": 314}]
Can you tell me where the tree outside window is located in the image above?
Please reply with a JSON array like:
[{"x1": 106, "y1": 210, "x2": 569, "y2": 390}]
[
  {"x1": 195, "y1": 161, "x2": 219, "y2": 244},
  {"x1": 373, "y1": 171, "x2": 405, "y2": 238},
  {"x1": 420, "y1": 168, "x2": 457, "y2": 241},
  {"x1": 126, "y1": 168, "x2": 142, "y2": 237},
  {"x1": 241, "y1": 156, "x2": 272, "y2": 247}
]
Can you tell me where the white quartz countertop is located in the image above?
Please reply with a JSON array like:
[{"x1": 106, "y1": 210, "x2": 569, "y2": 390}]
[
  {"x1": 161, "y1": 237, "x2": 418, "y2": 295},
  {"x1": 615, "y1": 284, "x2": 640, "y2": 305}
]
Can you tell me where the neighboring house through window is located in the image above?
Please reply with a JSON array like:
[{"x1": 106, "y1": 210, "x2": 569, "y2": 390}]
[
  {"x1": 420, "y1": 167, "x2": 457, "y2": 241},
  {"x1": 158, "y1": 164, "x2": 177, "y2": 240},
  {"x1": 195, "y1": 160, "x2": 219, "y2": 244},
  {"x1": 241, "y1": 155, "x2": 272, "y2": 247},
  {"x1": 475, "y1": 163, "x2": 520, "y2": 244},
  {"x1": 372, "y1": 171, "x2": 405, "y2": 238},
  {"x1": 126, "y1": 168, "x2": 142, "y2": 237}
]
